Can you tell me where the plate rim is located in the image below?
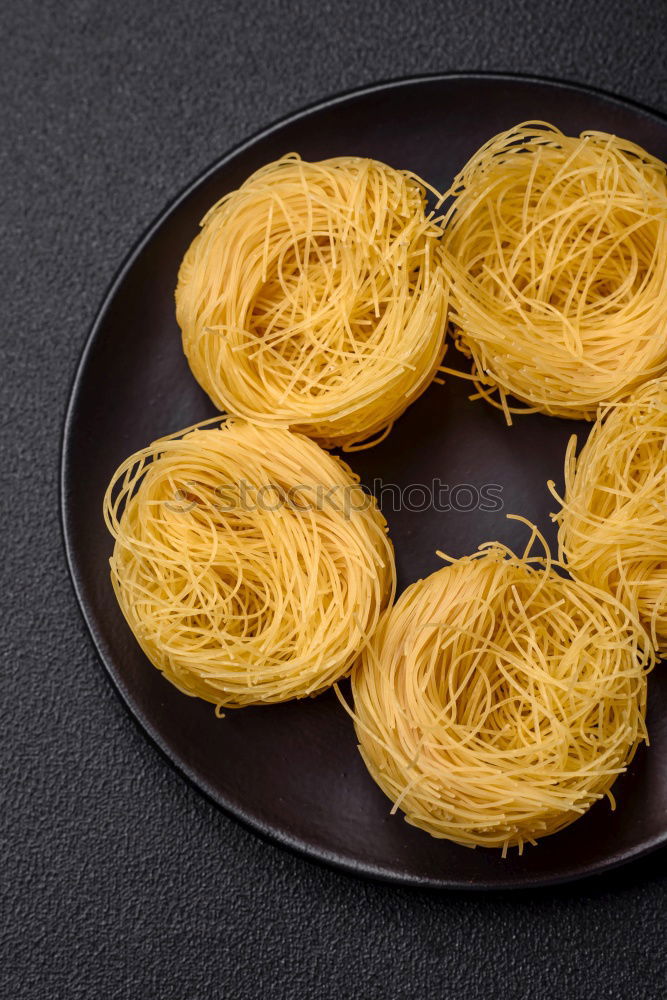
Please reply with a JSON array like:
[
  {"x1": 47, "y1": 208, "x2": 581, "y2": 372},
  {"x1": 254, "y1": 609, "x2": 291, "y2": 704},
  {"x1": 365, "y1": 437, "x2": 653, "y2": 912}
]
[{"x1": 60, "y1": 71, "x2": 667, "y2": 891}]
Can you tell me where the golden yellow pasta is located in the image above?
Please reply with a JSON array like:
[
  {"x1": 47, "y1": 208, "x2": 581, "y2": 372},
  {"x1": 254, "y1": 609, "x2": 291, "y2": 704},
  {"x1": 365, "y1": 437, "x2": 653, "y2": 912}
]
[
  {"x1": 551, "y1": 379, "x2": 667, "y2": 655},
  {"x1": 175, "y1": 154, "x2": 449, "y2": 449},
  {"x1": 103, "y1": 419, "x2": 395, "y2": 709},
  {"x1": 346, "y1": 525, "x2": 653, "y2": 852},
  {"x1": 442, "y1": 122, "x2": 667, "y2": 422}
]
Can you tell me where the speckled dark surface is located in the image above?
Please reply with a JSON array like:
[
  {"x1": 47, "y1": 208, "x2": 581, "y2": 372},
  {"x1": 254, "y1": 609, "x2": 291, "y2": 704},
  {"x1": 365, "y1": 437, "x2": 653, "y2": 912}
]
[{"x1": 3, "y1": 1, "x2": 667, "y2": 997}]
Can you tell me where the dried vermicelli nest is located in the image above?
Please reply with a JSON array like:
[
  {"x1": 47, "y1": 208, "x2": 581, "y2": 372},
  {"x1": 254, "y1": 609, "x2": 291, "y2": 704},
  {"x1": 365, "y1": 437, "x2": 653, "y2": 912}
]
[
  {"x1": 443, "y1": 122, "x2": 667, "y2": 422},
  {"x1": 175, "y1": 154, "x2": 449, "y2": 450},
  {"x1": 551, "y1": 378, "x2": 667, "y2": 656},
  {"x1": 347, "y1": 525, "x2": 654, "y2": 852},
  {"x1": 103, "y1": 419, "x2": 396, "y2": 709}
]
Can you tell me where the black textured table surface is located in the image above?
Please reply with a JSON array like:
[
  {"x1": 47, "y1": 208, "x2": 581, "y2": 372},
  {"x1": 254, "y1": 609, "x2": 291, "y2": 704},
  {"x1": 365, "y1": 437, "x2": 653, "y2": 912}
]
[{"x1": 3, "y1": 2, "x2": 667, "y2": 998}]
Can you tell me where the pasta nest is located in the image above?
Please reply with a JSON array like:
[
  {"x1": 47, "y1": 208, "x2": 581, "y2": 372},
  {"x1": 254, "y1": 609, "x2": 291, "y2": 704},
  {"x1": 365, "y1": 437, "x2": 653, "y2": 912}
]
[
  {"x1": 443, "y1": 122, "x2": 667, "y2": 421},
  {"x1": 349, "y1": 531, "x2": 653, "y2": 852},
  {"x1": 176, "y1": 154, "x2": 449, "y2": 449},
  {"x1": 104, "y1": 419, "x2": 395, "y2": 708},
  {"x1": 552, "y1": 378, "x2": 667, "y2": 655}
]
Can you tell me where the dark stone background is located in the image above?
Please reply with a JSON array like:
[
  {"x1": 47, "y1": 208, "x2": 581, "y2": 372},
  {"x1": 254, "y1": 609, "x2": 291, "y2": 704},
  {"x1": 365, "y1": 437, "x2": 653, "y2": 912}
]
[{"x1": 2, "y1": 2, "x2": 667, "y2": 997}]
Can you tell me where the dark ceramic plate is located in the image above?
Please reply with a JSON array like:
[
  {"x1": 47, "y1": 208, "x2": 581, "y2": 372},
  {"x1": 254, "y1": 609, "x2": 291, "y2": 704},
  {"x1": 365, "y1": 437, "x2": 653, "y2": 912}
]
[{"x1": 61, "y1": 74, "x2": 667, "y2": 889}]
